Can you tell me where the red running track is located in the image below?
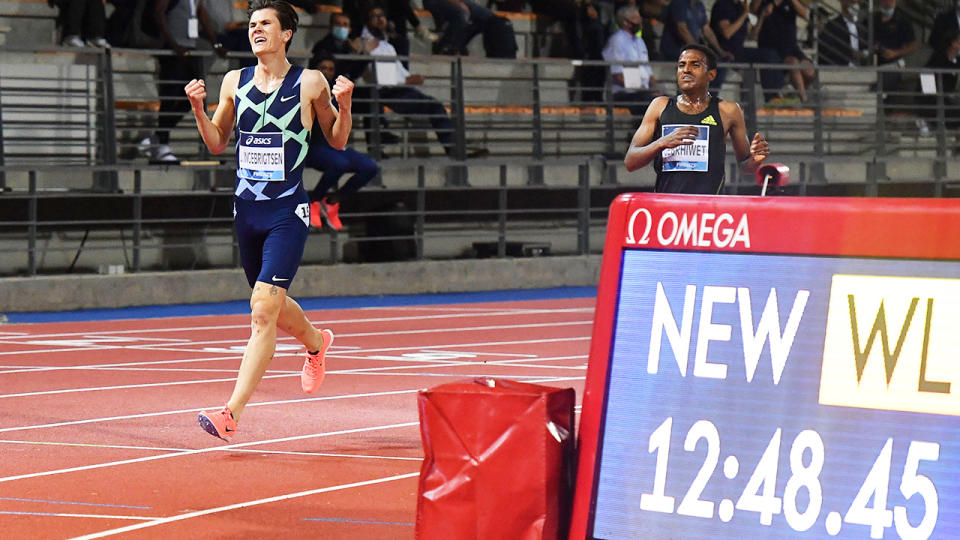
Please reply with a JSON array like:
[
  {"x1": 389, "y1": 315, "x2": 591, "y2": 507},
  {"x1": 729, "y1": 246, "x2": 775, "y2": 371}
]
[{"x1": 0, "y1": 296, "x2": 593, "y2": 539}]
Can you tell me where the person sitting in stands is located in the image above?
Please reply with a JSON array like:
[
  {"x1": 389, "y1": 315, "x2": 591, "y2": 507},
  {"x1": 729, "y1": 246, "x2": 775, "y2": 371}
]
[{"x1": 305, "y1": 53, "x2": 381, "y2": 231}]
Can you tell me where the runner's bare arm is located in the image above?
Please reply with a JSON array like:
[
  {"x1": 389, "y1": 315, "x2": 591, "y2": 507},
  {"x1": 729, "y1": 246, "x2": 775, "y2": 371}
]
[
  {"x1": 307, "y1": 70, "x2": 353, "y2": 150},
  {"x1": 185, "y1": 69, "x2": 238, "y2": 155},
  {"x1": 624, "y1": 97, "x2": 698, "y2": 172},
  {"x1": 721, "y1": 100, "x2": 768, "y2": 173}
]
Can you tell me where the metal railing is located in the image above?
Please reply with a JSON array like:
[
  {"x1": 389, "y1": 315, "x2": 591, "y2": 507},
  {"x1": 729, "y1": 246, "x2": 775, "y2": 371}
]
[{"x1": 2, "y1": 44, "x2": 960, "y2": 278}]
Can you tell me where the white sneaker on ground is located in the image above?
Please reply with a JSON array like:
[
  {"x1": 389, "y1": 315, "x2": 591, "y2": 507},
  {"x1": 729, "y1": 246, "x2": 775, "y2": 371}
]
[
  {"x1": 62, "y1": 35, "x2": 85, "y2": 47},
  {"x1": 86, "y1": 37, "x2": 110, "y2": 48},
  {"x1": 151, "y1": 144, "x2": 178, "y2": 163}
]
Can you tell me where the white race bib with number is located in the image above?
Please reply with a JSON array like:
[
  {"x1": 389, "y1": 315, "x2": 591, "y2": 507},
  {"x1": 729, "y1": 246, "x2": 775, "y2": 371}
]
[
  {"x1": 661, "y1": 124, "x2": 709, "y2": 172},
  {"x1": 238, "y1": 131, "x2": 285, "y2": 181}
]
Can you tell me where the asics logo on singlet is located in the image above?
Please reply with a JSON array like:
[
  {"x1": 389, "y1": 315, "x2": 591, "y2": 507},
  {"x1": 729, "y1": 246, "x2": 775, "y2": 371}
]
[{"x1": 245, "y1": 135, "x2": 272, "y2": 145}]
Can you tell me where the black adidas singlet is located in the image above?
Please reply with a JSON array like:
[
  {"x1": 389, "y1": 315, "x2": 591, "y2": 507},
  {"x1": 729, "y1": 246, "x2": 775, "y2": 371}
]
[{"x1": 653, "y1": 96, "x2": 726, "y2": 194}]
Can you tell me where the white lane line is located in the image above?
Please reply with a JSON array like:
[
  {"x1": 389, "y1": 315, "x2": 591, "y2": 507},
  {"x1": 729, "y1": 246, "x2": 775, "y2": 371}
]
[
  {"x1": 0, "y1": 318, "x2": 591, "y2": 359},
  {"x1": 0, "y1": 351, "x2": 587, "y2": 400},
  {"x1": 0, "y1": 421, "x2": 421, "y2": 484},
  {"x1": 0, "y1": 511, "x2": 160, "y2": 521},
  {"x1": 0, "y1": 307, "x2": 593, "y2": 342},
  {"x1": 0, "y1": 373, "x2": 290, "y2": 399},
  {"x1": 69, "y1": 472, "x2": 421, "y2": 539},
  {"x1": 0, "y1": 374, "x2": 583, "y2": 437},
  {"x1": 0, "y1": 334, "x2": 589, "y2": 377},
  {"x1": 0, "y1": 389, "x2": 421, "y2": 435},
  {"x1": 0, "y1": 439, "x2": 421, "y2": 462}
]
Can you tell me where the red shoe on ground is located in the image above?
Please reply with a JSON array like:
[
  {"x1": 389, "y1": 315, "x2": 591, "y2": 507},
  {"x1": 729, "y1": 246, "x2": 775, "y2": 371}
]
[
  {"x1": 198, "y1": 405, "x2": 237, "y2": 442},
  {"x1": 321, "y1": 200, "x2": 342, "y2": 231},
  {"x1": 302, "y1": 329, "x2": 334, "y2": 393},
  {"x1": 309, "y1": 201, "x2": 323, "y2": 228}
]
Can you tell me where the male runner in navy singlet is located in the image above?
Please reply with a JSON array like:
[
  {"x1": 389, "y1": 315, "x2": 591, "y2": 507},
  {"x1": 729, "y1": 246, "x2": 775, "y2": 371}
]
[
  {"x1": 624, "y1": 44, "x2": 770, "y2": 194},
  {"x1": 184, "y1": 0, "x2": 354, "y2": 441}
]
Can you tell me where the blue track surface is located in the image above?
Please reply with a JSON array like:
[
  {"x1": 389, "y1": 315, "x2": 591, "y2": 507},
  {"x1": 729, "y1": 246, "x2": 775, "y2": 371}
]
[{"x1": 3, "y1": 287, "x2": 597, "y2": 324}]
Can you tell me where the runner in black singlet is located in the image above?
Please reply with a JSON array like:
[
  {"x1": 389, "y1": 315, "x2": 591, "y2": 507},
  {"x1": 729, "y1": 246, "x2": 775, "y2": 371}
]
[
  {"x1": 183, "y1": 0, "x2": 354, "y2": 441},
  {"x1": 625, "y1": 44, "x2": 771, "y2": 194}
]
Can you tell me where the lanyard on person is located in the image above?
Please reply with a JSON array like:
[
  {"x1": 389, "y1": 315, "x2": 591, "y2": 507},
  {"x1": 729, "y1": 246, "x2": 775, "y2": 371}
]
[{"x1": 187, "y1": 0, "x2": 199, "y2": 39}]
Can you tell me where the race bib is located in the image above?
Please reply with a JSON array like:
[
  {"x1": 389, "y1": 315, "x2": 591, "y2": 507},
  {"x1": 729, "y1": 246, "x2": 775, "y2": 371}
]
[
  {"x1": 238, "y1": 131, "x2": 285, "y2": 181},
  {"x1": 661, "y1": 124, "x2": 709, "y2": 172},
  {"x1": 294, "y1": 203, "x2": 309, "y2": 228}
]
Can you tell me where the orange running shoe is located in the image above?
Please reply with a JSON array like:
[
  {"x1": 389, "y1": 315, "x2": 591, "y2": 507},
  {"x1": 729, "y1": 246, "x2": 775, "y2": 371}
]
[
  {"x1": 302, "y1": 329, "x2": 334, "y2": 393},
  {"x1": 198, "y1": 405, "x2": 237, "y2": 442},
  {"x1": 321, "y1": 200, "x2": 342, "y2": 231},
  {"x1": 309, "y1": 201, "x2": 323, "y2": 228}
]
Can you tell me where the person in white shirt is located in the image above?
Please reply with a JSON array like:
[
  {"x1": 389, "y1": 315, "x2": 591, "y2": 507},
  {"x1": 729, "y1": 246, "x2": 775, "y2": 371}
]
[
  {"x1": 602, "y1": 6, "x2": 662, "y2": 118},
  {"x1": 363, "y1": 5, "x2": 456, "y2": 156},
  {"x1": 820, "y1": 0, "x2": 863, "y2": 66}
]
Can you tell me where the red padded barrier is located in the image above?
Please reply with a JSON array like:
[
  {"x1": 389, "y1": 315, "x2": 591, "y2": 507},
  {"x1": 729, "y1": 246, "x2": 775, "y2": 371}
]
[{"x1": 416, "y1": 378, "x2": 575, "y2": 540}]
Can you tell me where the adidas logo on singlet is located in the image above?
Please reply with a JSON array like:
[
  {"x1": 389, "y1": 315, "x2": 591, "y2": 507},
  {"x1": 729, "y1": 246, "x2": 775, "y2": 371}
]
[{"x1": 701, "y1": 115, "x2": 717, "y2": 126}]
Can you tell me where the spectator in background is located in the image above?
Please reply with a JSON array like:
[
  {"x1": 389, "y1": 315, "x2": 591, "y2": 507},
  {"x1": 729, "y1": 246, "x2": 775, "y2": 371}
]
[
  {"x1": 422, "y1": 0, "x2": 517, "y2": 58},
  {"x1": 930, "y1": 3, "x2": 960, "y2": 57},
  {"x1": 201, "y1": 0, "x2": 254, "y2": 68},
  {"x1": 311, "y1": 11, "x2": 401, "y2": 150},
  {"x1": 872, "y1": 0, "x2": 918, "y2": 102},
  {"x1": 529, "y1": 0, "x2": 586, "y2": 58},
  {"x1": 819, "y1": 0, "x2": 862, "y2": 67},
  {"x1": 751, "y1": 0, "x2": 815, "y2": 102},
  {"x1": 710, "y1": 0, "x2": 784, "y2": 102},
  {"x1": 52, "y1": 0, "x2": 109, "y2": 47},
  {"x1": 141, "y1": 0, "x2": 223, "y2": 162},
  {"x1": 363, "y1": 5, "x2": 458, "y2": 155},
  {"x1": 311, "y1": 11, "x2": 373, "y2": 82},
  {"x1": 602, "y1": 5, "x2": 661, "y2": 118},
  {"x1": 577, "y1": 0, "x2": 610, "y2": 102},
  {"x1": 659, "y1": 0, "x2": 732, "y2": 80},
  {"x1": 306, "y1": 53, "x2": 380, "y2": 231},
  {"x1": 638, "y1": 0, "x2": 666, "y2": 60},
  {"x1": 344, "y1": 0, "x2": 436, "y2": 66},
  {"x1": 917, "y1": 28, "x2": 960, "y2": 130}
]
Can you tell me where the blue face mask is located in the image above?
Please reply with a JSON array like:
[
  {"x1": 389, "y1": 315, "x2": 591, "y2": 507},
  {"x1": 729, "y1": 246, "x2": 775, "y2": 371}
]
[{"x1": 332, "y1": 26, "x2": 349, "y2": 41}]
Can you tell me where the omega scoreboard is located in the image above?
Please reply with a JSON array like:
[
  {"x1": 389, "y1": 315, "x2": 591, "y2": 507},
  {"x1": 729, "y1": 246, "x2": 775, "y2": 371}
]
[{"x1": 569, "y1": 194, "x2": 960, "y2": 540}]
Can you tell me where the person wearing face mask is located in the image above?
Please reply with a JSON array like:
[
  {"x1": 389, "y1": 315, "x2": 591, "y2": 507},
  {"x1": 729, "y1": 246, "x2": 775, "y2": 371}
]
[
  {"x1": 603, "y1": 6, "x2": 663, "y2": 121},
  {"x1": 871, "y1": 0, "x2": 918, "y2": 104},
  {"x1": 311, "y1": 11, "x2": 401, "y2": 152},
  {"x1": 819, "y1": 0, "x2": 864, "y2": 66}
]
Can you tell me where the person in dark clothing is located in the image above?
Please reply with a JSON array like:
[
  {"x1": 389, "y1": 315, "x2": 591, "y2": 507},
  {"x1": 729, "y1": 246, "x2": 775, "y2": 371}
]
[
  {"x1": 751, "y1": 0, "x2": 814, "y2": 102},
  {"x1": 422, "y1": 0, "x2": 516, "y2": 57},
  {"x1": 819, "y1": 0, "x2": 863, "y2": 66},
  {"x1": 363, "y1": 5, "x2": 457, "y2": 155},
  {"x1": 306, "y1": 53, "x2": 380, "y2": 231},
  {"x1": 929, "y1": 3, "x2": 960, "y2": 57},
  {"x1": 344, "y1": 0, "x2": 435, "y2": 62},
  {"x1": 917, "y1": 28, "x2": 960, "y2": 134},
  {"x1": 710, "y1": 0, "x2": 784, "y2": 102},
  {"x1": 143, "y1": 0, "x2": 221, "y2": 162},
  {"x1": 310, "y1": 11, "x2": 372, "y2": 81},
  {"x1": 871, "y1": 0, "x2": 919, "y2": 102},
  {"x1": 624, "y1": 44, "x2": 770, "y2": 194},
  {"x1": 660, "y1": 0, "x2": 729, "y2": 62},
  {"x1": 53, "y1": 0, "x2": 109, "y2": 47},
  {"x1": 311, "y1": 11, "x2": 401, "y2": 150}
]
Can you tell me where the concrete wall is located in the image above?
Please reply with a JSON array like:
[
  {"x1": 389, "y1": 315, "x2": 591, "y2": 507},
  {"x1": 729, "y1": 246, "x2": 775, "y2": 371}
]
[{"x1": 0, "y1": 255, "x2": 602, "y2": 313}]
